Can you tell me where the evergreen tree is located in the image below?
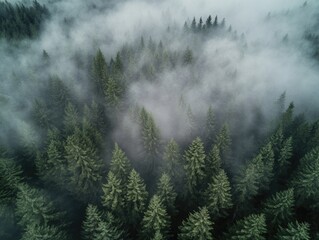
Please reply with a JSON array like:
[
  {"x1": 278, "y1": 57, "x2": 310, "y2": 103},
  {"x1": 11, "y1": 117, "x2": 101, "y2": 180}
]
[
  {"x1": 277, "y1": 137, "x2": 293, "y2": 172},
  {"x1": 224, "y1": 214, "x2": 267, "y2": 240},
  {"x1": 156, "y1": 173, "x2": 177, "y2": 213},
  {"x1": 263, "y1": 188, "x2": 294, "y2": 226},
  {"x1": 93, "y1": 218, "x2": 124, "y2": 240},
  {"x1": 0, "y1": 158, "x2": 23, "y2": 204},
  {"x1": 275, "y1": 221, "x2": 310, "y2": 240},
  {"x1": 191, "y1": 17, "x2": 196, "y2": 32},
  {"x1": 206, "y1": 145, "x2": 221, "y2": 179},
  {"x1": 64, "y1": 128, "x2": 103, "y2": 199},
  {"x1": 21, "y1": 224, "x2": 67, "y2": 240},
  {"x1": 213, "y1": 16, "x2": 218, "y2": 28},
  {"x1": 126, "y1": 169, "x2": 148, "y2": 222},
  {"x1": 104, "y1": 76, "x2": 123, "y2": 108},
  {"x1": 92, "y1": 49, "x2": 108, "y2": 91},
  {"x1": 15, "y1": 184, "x2": 63, "y2": 227},
  {"x1": 198, "y1": 17, "x2": 203, "y2": 30},
  {"x1": 206, "y1": 15, "x2": 212, "y2": 29},
  {"x1": 101, "y1": 171, "x2": 125, "y2": 213},
  {"x1": 184, "y1": 137, "x2": 206, "y2": 194},
  {"x1": 205, "y1": 170, "x2": 232, "y2": 218},
  {"x1": 63, "y1": 102, "x2": 79, "y2": 135},
  {"x1": 163, "y1": 139, "x2": 182, "y2": 180},
  {"x1": 110, "y1": 143, "x2": 131, "y2": 183},
  {"x1": 291, "y1": 147, "x2": 319, "y2": 205},
  {"x1": 82, "y1": 204, "x2": 102, "y2": 240},
  {"x1": 259, "y1": 142, "x2": 275, "y2": 190},
  {"x1": 215, "y1": 124, "x2": 231, "y2": 155},
  {"x1": 178, "y1": 207, "x2": 213, "y2": 240},
  {"x1": 141, "y1": 195, "x2": 170, "y2": 239}
]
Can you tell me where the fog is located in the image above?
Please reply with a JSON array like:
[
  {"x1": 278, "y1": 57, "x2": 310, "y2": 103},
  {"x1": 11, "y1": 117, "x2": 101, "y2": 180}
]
[{"x1": 1, "y1": 0, "x2": 319, "y2": 161}]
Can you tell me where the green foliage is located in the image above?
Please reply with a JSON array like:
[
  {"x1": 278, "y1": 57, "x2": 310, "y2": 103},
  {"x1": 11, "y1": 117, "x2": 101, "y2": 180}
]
[
  {"x1": 101, "y1": 171, "x2": 125, "y2": 212},
  {"x1": 178, "y1": 207, "x2": 213, "y2": 240},
  {"x1": 163, "y1": 139, "x2": 182, "y2": 180},
  {"x1": 82, "y1": 204, "x2": 103, "y2": 240},
  {"x1": 277, "y1": 137, "x2": 293, "y2": 171},
  {"x1": 92, "y1": 49, "x2": 108, "y2": 92},
  {"x1": 291, "y1": 147, "x2": 319, "y2": 206},
  {"x1": 205, "y1": 106, "x2": 215, "y2": 144},
  {"x1": 184, "y1": 137, "x2": 206, "y2": 194},
  {"x1": 126, "y1": 169, "x2": 148, "y2": 218},
  {"x1": 263, "y1": 188, "x2": 294, "y2": 225},
  {"x1": 21, "y1": 224, "x2": 67, "y2": 240},
  {"x1": 141, "y1": 195, "x2": 170, "y2": 239},
  {"x1": 0, "y1": 158, "x2": 23, "y2": 204},
  {"x1": 183, "y1": 47, "x2": 193, "y2": 65},
  {"x1": 206, "y1": 145, "x2": 221, "y2": 178},
  {"x1": 63, "y1": 102, "x2": 79, "y2": 135},
  {"x1": 15, "y1": 184, "x2": 63, "y2": 227},
  {"x1": 205, "y1": 170, "x2": 233, "y2": 218},
  {"x1": 224, "y1": 214, "x2": 267, "y2": 240},
  {"x1": 156, "y1": 173, "x2": 177, "y2": 213},
  {"x1": 110, "y1": 143, "x2": 131, "y2": 183},
  {"x1": 215, "y1": 124, "x2": 231, "y2": 155},
  {"x1": 64, "y1": 128, "x2": 103, "y2": 198},
  {"x1": 0, "y1": 1, "x2": 49, "y2": 39},
  {"x1": 275, "y1": 221, "x2": 310, "y2": 240}
]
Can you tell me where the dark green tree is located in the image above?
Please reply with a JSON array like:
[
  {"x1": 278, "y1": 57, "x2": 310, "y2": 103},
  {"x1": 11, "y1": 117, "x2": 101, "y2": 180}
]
[
  {"x1": 101, "y1": 171, "x2": 125, "y2": 213},
  {"x1": 206, "y1": 145, "x2": 221, "y2": 179},
  {"x1": 205, "y1": 106, "x2": 215, "y2": 145},
  {"x1": 183, "y1": 48, "x2": 193, "y2": 65},
  {"x1": 184, "y1": 137, "x2": 206, "y2": 194},
  {"x1": 224, "y1": 214, "x2": 267, "y2": 240},
  {"x1": 141, "y1": 195, "x2": 170, "y2": 239},
  {"x1": 156, "y1": 173, "x2": 177, "y2": 214},
  {"x1": 178, "y1": 207, "x2": 213, "y2": 240},
  {"x1": 205, "y1": 170, "x2": 232, "y2": 218},
  {"x1": 263, "y1": 188, "x2": 294, "y2": 226},
  {"x1": 275, "y1": 221, "x2": 310, "y2": 240},
  {"x1": 63, "y1": 102, "x2": 79, "y2": 135},
  {"x1": 21, "y1": 224, "x2": 67, "y2": 240},
  {"x1": 163, "y1": 139, "x2": 182, "y2": 180},
  {"x1": 110, "y1": 143, "x2": 131, "y2": 183}
]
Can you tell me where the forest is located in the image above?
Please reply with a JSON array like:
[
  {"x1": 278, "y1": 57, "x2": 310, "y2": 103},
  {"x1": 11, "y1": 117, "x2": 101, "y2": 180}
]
[{"x1": 1, "y1": 0, "x2": 319, "y2": 239}]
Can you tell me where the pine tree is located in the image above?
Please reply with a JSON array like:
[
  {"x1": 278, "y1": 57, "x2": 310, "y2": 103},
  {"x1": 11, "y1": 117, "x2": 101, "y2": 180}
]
[
  {"x1": 110, "y1": 143, "x2": 131, "y2": 183},
  {"x1": 198, "y1": 17, "x2": 203, "y2": 30},
  {"x1": 94, "y1": 218, "x2": 124, "y2": 240},
  {"x1": 205, "y1": 170, "x2": 232, "y2": 218},
  {"x1": 156, "y1": 173, "x2": 177, "y2": 213},
  {"x1": 21, "y1": 224, "x2": 67, "y2": 240},
  {"x1": 234, "y1": 155, "x2": 264, "y2": 203},
  {"x1": 82, "y1": 204, "x2": 102, "y2": 240},
  {"x1": 104, "y1": 76, "x2": 123, "y2": 108},
  {"x1": 259, "y1": 142, "x2": 275, "y2": 190},
  {"x1": 139, "y1": 108, "x2": 160, "y2": 169},
  {"x1": 126, "y1": 169, "x2": 148, "y2": 222},
  {"x1": 275, "y1": 221, "x2": 310, "y2": 240},
  {"x1": 263, "y1": 188, "x2": 294, "y2": 226},
  {"x1": 92, "y1": 49, "x2": 108, "y2": 91},
  {"x1": 15, "y1": 184, "x2": 63, "y2": 227},
  {"x1": 0, "y1": 158, "x2": 23, "y2": 204},
  {"x1": 213, "y1": 16, "x2": 218, "y2": 28},
  {"x1": 191, "y1": 17, "x2": 196, "y2": 32},
  {"x1": 163, "y1": 139, "x2": 182, "y2": 180},
  {"x1": 206, "y1": 145, "x2": 221, "y2": 179},
  {"x1": 101, "y1": 171, "x2": 125, "y2": 213},
  {"x1": 178, "y1": 207, "x2": 213, "y2": 240},
  {"x1": 215, "y1": 124, "x2": 231, "y2": 155},
  {"x1": 224, "y1": 214, "x2": 267, "y2": 240},
  {"x1": 206, "y1": 15, "x2": 212, "y2": 29},
  {"x1": 184, "y1": 137, "x2": 206, "y2": 194},
  {"x1": 63, "y1": 102, "x2": 79, "y2": 135},
  {"x1": 64, "y1": 128, "x2": 103, "y2": 199},
  {"x1": 141, "y1": 195, "x2": 170, "y2": 239},
  {"x1": 277, "y1": 137, "x2": 293, "y2": 171},
  {"x1": 291, "y1": 147, "x2": 319, "y2": 205}
]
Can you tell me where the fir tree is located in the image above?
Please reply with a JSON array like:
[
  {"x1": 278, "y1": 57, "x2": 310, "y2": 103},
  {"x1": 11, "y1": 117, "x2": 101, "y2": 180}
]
[
  {"x1": 224, "y1": 214, "x2": 267, "y2": 240},
  {"x1": 205, "y1": 170, "x2": 233, "y2": 218},
  {"x1": 206, "y1": 15, "x2": 212, "y2": 29},
  {"x1": 275, "y1": 221, "x2": 310, "y2": 240},
  {"x1": 82, "y1": 204, "x2": 103, "y2": 240},
  {"x1": 63, "y1": 102, "x2": 79, "y2": 135},
  {"x1": 206, "y1": 145, "x2": 221, "y2": 179},
  {"x1": 141, "y1": 195, "x2": 170, "y2": 239},
  {"x1": 178, "y1": 207, "x2": 213, "y2": 240},
  {"x1": 110, "y1": 143, "x2": 131, "y2": 183},
  {"x1": 277, "y1": 137, "x2": 293, "y2": 171},
  {"x1": 163, "y1": 139, "x2": 182, "y2": 180},
  {"x1": 184, "y1": 137, "x2": 206, "y2": 194},
  {"x1": 183, "y1": 48, "x2": 193, "y2": 65},
  {"x1": 263, "y1": 188, "x2": 294, "y2": 226},
  {"x1": 21, "y1": 223, "x2": 67, "y2": 240},
  {"x1": 215, "y1": 124, "x2": 231, "y2": 155},
  {"x1": 205, "y1": 106, "x2": 215, "y2": 145},
  {"x1": 92, "y1": 49, "x2": 108, "y2": 91},
  {"x1": 101, "y1": 171, "x2": 125, "y2": 213},
  {"x1": 126, "y1": 169, "x2": 148, "y2": 222},
  {"x1": 156, "y1": 173, "x2": 177, "y2": 213}
]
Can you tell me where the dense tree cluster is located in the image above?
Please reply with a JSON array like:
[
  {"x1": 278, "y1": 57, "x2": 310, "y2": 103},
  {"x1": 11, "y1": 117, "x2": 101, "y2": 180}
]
[
  {"x1": 1, "y1": 9, "x2": 319, "y2": 240},
  {"x1": 0, "y1": 1, "x2": 49, "y2": 39}
]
